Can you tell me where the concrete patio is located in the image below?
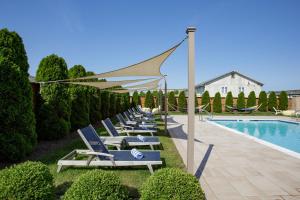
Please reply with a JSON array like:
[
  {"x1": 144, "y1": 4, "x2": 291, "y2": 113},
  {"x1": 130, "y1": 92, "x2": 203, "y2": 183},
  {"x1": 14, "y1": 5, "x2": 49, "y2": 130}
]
[{"x1": 167, "y1": 115, "x2": 300, "y2": 200}]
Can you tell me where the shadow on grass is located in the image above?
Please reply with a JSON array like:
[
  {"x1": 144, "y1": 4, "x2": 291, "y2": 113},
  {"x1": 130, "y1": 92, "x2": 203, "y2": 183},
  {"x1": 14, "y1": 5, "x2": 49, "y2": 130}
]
[
  {"x1": 55, "y1": 181, "x2": 73, "y2": 199},
  {"x1": 194, "y1": 144, "x2": 214, "y2": 179}
]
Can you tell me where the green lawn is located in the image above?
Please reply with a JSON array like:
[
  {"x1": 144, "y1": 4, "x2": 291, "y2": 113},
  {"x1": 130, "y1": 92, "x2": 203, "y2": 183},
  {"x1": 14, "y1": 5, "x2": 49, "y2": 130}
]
[{"x1": 37, "y1": 119, "x2": 185, "y2": 199}]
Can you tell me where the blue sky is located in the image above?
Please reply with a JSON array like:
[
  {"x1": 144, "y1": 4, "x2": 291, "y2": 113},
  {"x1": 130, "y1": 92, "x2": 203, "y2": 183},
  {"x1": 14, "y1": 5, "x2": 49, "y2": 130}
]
[{"x1": 1, "y1": 0, "x2": 299, "y2": 91}]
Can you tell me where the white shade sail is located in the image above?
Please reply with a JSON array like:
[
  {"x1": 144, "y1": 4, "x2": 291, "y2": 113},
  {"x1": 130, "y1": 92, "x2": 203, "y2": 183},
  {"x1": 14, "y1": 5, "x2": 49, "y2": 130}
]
[{"x1": 125, "y1": 78, "x2": 162, "y2": 89}]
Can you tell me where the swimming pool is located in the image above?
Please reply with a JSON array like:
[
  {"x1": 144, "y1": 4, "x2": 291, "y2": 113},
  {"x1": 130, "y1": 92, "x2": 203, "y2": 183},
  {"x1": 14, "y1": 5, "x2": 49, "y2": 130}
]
[{"x1": 211, "y1": 120, "x2": 300, "y2": 154}]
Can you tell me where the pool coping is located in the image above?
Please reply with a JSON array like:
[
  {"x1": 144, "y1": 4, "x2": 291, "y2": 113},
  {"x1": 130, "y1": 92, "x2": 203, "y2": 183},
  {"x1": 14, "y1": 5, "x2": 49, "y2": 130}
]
[{"x1": 207, "y1": 119, "x2": 300, "y2": 159}]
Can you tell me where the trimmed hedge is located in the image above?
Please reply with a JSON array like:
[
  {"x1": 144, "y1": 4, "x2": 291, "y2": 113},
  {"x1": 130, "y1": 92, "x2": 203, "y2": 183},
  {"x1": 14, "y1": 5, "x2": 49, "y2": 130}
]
[
  {"x1": 158, "y1": 90, "x2": 165, "y2": 111},
  {"x1": 0, "y1": 58, "x2": 36, "y2": 161},
  {"x1": 132, "y1": 90, "x2": 140, "y2": 106},
  {"x1": 101, "y1": 91, "x2": 110, "y2": 119},
  {"x1": 268, "y1": 91, "x2": 277, "y2": 111},
  {"x1": 247, "y1": 91, "x2": 256, "y2": 107},
  {"x1": 225, "y1": 91, "x2": 233, "y2": 111},
  {"x1": 237, "y1": 92, "x2": 245, "y2": 109},
  {"x1": 258, "y1": 91, "x2": 268, "y2": 111},
  {"x1": 0, "y1": 161, "x2": 54, "y2": 200},
  {"x1": 145, "y1": 91, "x2": 155, "y2": 109},
  {"x1": 140, "y1": 168, "x2": 205, "y2": 200},
  {"x1": 122, "y1": 93, "x2": 130, "y2": 111},
  {"x1": 278, "y1": 91, "x2": 288, "y2": 110},
  {"x1": 63, "y1": 170, "x2": 128, "y2": 200},
  {"x1": 115, "y1": 94, "x2": 122, "y2": 114},
  {"x1": 168, "y1": 91, "x2": 177, "y2": 111},
  {"x1": 178, "y1": 91, "x2": 187, "y2": 112},
  {"x1": 109, "y1": 93, "x2": 116, "y2": 117},
  {"x1": 88, "y1": 87, "x2": 101, "y2": 124},
  {"x1": 213, "y1": 92, "x2": 222, "y2": 113},
  {"x1": 36, "y1": 54, "x2": 71, "y2": 140},
  {"x1": 201, "y1": 91, "x2": 211, "y2": 112}
]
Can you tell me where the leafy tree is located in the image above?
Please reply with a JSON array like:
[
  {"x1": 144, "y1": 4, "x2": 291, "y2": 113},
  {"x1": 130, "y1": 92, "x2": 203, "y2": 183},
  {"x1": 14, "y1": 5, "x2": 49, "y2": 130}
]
[
  {"x1": 268, "y1": 91, "x2": 277, "y2": 111},
  {"x1": 68, "y1": 65, "x2": 86, "y2": 78},
  {"x1": 201, "y1": 91, "x2": 211, "y2": 112},
  {"x1": 132, "y1": 91, "x2": 140, "y2": 106},
  {"x1": 174, "y1": 90, "x2": 179, "y2": 95},
  {"x1": 139, "y1": 91, "x2": 145, "y2": 97},
  {"x1": 278, "y1": 91, "x2": 288, "y2": 110},
  {"x1": 178, "y1": 91, "x2": 187, "y2": 112},
  {"x1": 213, "y1": 92, "x2": 222, "y2": 113},
  {"x1": 144, "y1": 91, "x2": 155, "y2": 109},
  {"x1": 237, "y1": 92, "x2": 245, "y2": 109},
  {"x1": 225, "y1": 91, "x2": 233, "y2": 111},
  {"x1": 168, "y1": 91, "x2": 177, "y2": 111},
  {"x1": 36, "y1": 54, "x2": 71, "y2": 140},
  {"x1": 247, "y1": 91, "x2": 256, "y2": 107},
  {"x1": 258, "y1": 91, "x2": 268, "y2": 111}
]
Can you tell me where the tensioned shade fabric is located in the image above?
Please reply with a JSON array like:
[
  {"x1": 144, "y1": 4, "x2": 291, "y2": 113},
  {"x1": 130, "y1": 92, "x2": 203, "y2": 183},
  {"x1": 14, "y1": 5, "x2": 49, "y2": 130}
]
[
  {"x1": 65, "y1": 78, "x2": 152, "y2": 89},
  {"x1": 125, "y1": 78, "x2": 162, "y2": 89},
  {"x1": 76, "y1": 38, "x2": 186, "y2": 80},
  {"x1": 111, "y1": 85, "x2": 160, "y2": 94}
]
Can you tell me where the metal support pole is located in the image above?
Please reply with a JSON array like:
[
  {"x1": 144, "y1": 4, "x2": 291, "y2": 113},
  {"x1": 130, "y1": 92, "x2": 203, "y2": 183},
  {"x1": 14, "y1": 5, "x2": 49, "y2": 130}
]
[
  {"x1": 186, "y1": 27, "x2": 196, "y2": 174},
  {"x1": 163, "y1": 75, "x2": 168, "y2": 134}
]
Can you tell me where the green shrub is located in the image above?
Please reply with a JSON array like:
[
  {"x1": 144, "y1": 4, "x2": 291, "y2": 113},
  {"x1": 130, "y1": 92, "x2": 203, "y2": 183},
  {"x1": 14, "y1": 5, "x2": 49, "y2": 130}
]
[
  {"x1": 122, "y1": 93, "x2": 130, "y2": 110},
  {"x1": 132, "y1": 91, "x2": 140, "y2": 106},
  {"x1": 152, "y1": 90, "x2": 159, "y2": 107},
  {"x1": 201, "y1": 91, "x2": 211, "y2": 112},
  {"x1": 109, "y1": 93, "x2": 116, "y2": 117},
  {"x1": 68, "y1": 65, "x2": 86, "y2": 78},
  {"x1": 247, "y1": 91, "x2": 256, "y2": 107},
  {"x1": 158, "y1": 90, "x2": 165, "y2": 111},
  {"x1": 195, "y1": 93, "x2": 199, "y2": 109},
  {"x1": 268, "y1": 91, "x2": 277, "y2": 111},
  {"x1": 101, "y1": 91, "x2": 110, "y2": 119},
  {"x1": 145, "y1": 91, "x2": 155, "y2": 109},
  {"x1": 36, "y1": 54, "x2": 71, "y2": 140},
  {"x1": 178, "y1": 91, "x2": 187, "y2": 112},
  {"x1": 237, "y1": 92, "x2": 245, "y2": 109},
  {"x1": 64, "y1": 170, "x2": 128, "y2": 200},
  {"x1": 139, "y1": 91, "x2": 145, "y2": 97},
  {"x1": 0, "y1": 28, "x2": 29, "y2": 73},
  {"x1": 168, "y1": 91, "x2": 177, "y2": 111},
  {"x1": 213, "y1": 92, "x2": 222, "y2": 113},
  {"x1": 278, "y1": 91, "x2": 288, "y2": 110},
  {"x1": 88, "y1": 87, "x2": 101, "y2": 124},
  {"x1": 140, "y1": 168, "x2": 205, "y2": 200},
  {"x1": 225, "y1": 91, "x2": 233, "y2": 111},
  {"x1": 0, "y1": 161, "x2": 54, "y2": 200},
  {"x1": 258, "y1": 91, "x2": 268, "y2": 111},
  {"x1": 0, "y1": 58, "x2": 36, "y2": 161},
  {"x1": 115, "y1": 94, "x2": 122, "y2": 114}
]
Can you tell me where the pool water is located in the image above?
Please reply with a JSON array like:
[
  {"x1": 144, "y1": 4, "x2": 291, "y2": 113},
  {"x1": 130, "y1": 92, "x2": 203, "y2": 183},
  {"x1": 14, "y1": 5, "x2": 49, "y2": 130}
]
[{"x1": 212, "y1": 120, "x2": 300, "y2": 153}]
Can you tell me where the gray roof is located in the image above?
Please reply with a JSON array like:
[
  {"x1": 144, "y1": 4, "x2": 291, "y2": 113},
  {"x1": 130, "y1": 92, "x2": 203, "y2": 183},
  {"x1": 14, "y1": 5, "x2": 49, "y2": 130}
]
[
  {"x1": 273, "y1": 89, "x2": 300, "y2": 96},
  {"x1": 195, "y1": 71, "x2": 264, "y2": 87}
]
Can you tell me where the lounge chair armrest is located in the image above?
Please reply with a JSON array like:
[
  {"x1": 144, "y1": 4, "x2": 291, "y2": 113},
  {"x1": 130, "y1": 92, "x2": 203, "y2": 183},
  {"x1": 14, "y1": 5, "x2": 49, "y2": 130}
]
[{"x1": 81, "y1": 151, "x2": 114, "y2": 158}]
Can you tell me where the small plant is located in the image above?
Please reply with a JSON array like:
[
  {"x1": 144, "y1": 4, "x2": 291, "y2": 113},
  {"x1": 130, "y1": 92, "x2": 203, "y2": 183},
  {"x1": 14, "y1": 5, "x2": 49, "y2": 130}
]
[
  {"x1": 140, "y1": 168, "x2": 205, "y2": 200},
  {"x1": 178, "y1": 91, "x2": 187, "y2": 112},
  {"x1": 247, "y1": 91, "x2": 256, "y2": 107},
  {"x1": 0, "y1": 161, "x2": 54, "y2": 200},
  {"x1": 201, "y1": 91, "x2": 211, "y2": 112},
  {"x1": 64, "y1": 170, "x2": 128, "y2": 200},
  {"x1": 237, "y1": 92, "x2": 245, "y2": 109},
  {"x1": 278, "y1": 91, "x2": 288, "y2": 110},
  {"x1": 168, "y1": 91, "x2": 177, "y2": 111},
  {"x1": 268, "y1": 91, "x2": 277, "y2": 111},
  {"x1": 258, "y1": 91, "x2": 268, "y2": 111},
  {"x1": 213, "y1": 92, "x2": 222, "y2": 113}
]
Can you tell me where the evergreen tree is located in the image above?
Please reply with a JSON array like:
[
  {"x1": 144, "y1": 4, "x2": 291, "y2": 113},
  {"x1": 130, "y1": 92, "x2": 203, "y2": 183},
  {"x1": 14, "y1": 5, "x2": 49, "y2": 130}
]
[
  {"x1": 237, "y1": 92, "x2": 245, "y2": 109},
  {"x1": 268, "y1": 91, "x2": 277, "y2": 111},
  {"x1": 258, "y1": 91, "x2": 268, "y2": 111},
  {"x1": 195, "y1": 93, "x2": 199, "y2": 112},
  {"x1": 132, "y1": 91, "x2": 140, "y2": 106},
  {"x1": 144, "y1": 91, "x2": 155, "y2": 109},
  {"x1": 201, "y1": 91, "x2": 211, "y2": 112},
  {"x1": 213, "y1": 92, "x2": 222, "y2": 113},
  {"x1": 109, "y1": 93, "x2": 116, "y2": 117},
  {"x1": 168, "y1": 91, "x2": 177, "y2": 111},
  {"x1": 178, "y1": 91, "x2": 187, "y2": 112},
  {"x1": 225, "y1": 91, "x2": 233, "y2": 109},
  {"x1": 278, "y1": 91, "x2": 288, "y2": 110},
  {"x1": 247, "y1": 91, "x2": 256, "y2": 107}
]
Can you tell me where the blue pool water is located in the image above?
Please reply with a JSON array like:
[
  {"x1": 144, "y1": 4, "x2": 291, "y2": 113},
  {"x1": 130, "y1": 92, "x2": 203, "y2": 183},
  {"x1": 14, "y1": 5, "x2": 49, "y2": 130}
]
[{"x1": 212, "y1": 120, "x2": 300, "y2": 153}]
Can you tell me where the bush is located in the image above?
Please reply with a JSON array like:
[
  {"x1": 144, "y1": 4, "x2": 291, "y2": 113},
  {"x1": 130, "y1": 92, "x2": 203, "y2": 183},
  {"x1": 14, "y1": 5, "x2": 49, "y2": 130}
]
[
  {"x1": 201, "y1": 91, "x2": 211, "y2": 112},
  {"x1": 144, "y1": 91, "x2": 155, "y2": 109},
  {"x1": 122, "y1": 93, "x2": 130, "y2": 110},
  {"x1": 247, "y1": 91, "x2": 256, "y2": 107},
  {"x1": 0, "y1": 161, "x2": 54, "y2": 200},
  {"x1": 237, "y1": 92, "x2": 245, "y2": 109},
  {"x1": 158, "y1": 90, "x2": 165, "y2": 111},
  {"x1": 268, "y1": 91, "x2": 277, "y2": 111},
  {"x1": 195, "y1": 93, "x2": 199, "y2": 109},
  {"x1": 88, "y1": 87, "x2": 101, "y2": 124},
  {"x1": 168, "y1": 91, "x2": 177, "y2": 111},
  {"x1": 225, "y1": 91, "x2": 233, "y2": 111},
  {"x1": 152, "y1": 90, "x2": 159, "y2": 107},
  {"x1": 132, "y1": 90, "x2": 140, "y2": 106},
  {"x1": 140, "y1": 168, "x2": 205, "y2": 200},
  {"x1": 139, "y1": 91, "x2": 145, "y2": 97},
  {"x1": 213, "y1": 92, "x2": 222, "y2": 113},
  {"x1": 64, "y1": 170, "x2": 128, "y2": 200},
  {"x1": 0, "y1": 29, "x2": 36, "y2": 162},
  {"x1": 258, "y1": 91, "x2": 268, "y2": 111},
  {"x1": 278, "y1": 91, "x2": 288, "y2": 110},
  {"x1": 36, "y1": 54, "x2": 71, "y2": 140},
  {"x1": 109, "y1": 93, "x2": 116, "y2": 117},
  {"x1": 178, "y1": 91, "x2": 187, "y2": 112},
  {"x1": 115, "y1": 94, "x2": 122, "y2": 114},
  {"x1": 68, "y1": 65, "x2": 86, "y2": 78},
  {"x1": 101, "y1": 91, "x2": 110, "y2": 119}
]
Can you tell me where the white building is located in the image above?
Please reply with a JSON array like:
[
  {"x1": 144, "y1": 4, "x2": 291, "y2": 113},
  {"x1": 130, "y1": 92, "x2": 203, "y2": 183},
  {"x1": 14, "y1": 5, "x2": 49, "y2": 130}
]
[{"x1": 195, "y1": 71, "x2": 263, "y2": 97}]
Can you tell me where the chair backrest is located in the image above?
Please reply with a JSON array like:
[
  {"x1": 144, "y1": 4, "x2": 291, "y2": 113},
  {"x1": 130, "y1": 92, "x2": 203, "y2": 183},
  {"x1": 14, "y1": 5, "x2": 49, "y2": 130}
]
[
  {"x1": 101, "y1": 118, "x2": 120, "y2": 137},
  {"x1": 124, "y1": 111, "x2": 134, "y2": 121},
  {"x1": 78, "y1": 125, "x2": 110, "y2": 156},
  {"x1": 116, "y1": 114, "x2": 127, "y2": 126}
]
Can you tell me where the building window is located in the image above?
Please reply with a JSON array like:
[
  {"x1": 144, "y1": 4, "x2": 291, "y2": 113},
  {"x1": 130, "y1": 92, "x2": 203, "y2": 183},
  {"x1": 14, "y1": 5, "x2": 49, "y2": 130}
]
[
  {"x1": 221, "y1": 86, "x2": 227, "y2": 94},
  {"x1": 239, "y1": 86, "x2": 244, "y2": 93}
]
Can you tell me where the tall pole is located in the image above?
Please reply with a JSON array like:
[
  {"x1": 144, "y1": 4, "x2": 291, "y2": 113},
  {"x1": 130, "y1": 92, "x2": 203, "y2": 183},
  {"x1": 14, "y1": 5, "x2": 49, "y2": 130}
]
[
  {"x1": 186, "y1": 27, "x2": 196, "y2": 174},
  {"x1": 163, "y1": 75, "x2": 168, "y2": 134}
]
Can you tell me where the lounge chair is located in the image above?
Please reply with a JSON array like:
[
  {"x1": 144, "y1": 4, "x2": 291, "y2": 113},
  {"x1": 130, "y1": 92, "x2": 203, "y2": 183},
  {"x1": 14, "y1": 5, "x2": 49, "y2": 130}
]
[
  {"x1": 198, "y1": 103, "x2": 209, "y2": 112},
  {"x1": 116, "y1": 113, "x2": 156, "y2": 129},
  {"x1": 124, "y1": 111, "x2": 155, "y2": 123},
  {"x1": 273, "y1": 107, "x2": 282, "y2": 115},
  {"x1": 225, "y1": 105, "x2": 238, "y2": 112},
  {"x1": 239, "y1": 104, "x2": 262, "y2": 112},
  {"x1": 57, "y1": 125, "x2": 162, "y2": 174},
  {"x1": 102, "y1": 118, "x2": 160, "y2": 150}
]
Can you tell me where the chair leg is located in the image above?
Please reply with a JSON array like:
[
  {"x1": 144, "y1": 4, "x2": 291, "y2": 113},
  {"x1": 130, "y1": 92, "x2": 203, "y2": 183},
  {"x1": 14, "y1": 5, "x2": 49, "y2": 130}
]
[
  {"x1": 147, "y1": 164, "x2": 154, "y2": 174},
  {"x1": 150, "y1": 145, "x2": 154, "y2": 150},
  {"x1": 150, "y1": 132, "x2": 153, "y2": 136},
  {"x1": 57, "y1": 165, "x2": 64, "y2": 173}
]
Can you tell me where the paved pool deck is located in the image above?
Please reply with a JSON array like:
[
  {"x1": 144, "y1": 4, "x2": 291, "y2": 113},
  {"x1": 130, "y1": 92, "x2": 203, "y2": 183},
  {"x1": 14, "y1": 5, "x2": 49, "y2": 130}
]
[{"x1": 167, "y1": 115, "x2": 300, "y2": 200}]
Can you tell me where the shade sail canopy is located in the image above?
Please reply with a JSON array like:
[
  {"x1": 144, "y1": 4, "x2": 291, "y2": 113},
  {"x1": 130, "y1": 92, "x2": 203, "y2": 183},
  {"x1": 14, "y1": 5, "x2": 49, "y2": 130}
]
[
  {"x1": 65, "y1": 78, "x2": 152, "y2": 89},
  {"x1": 125, "y1": 78, "x2": 162, "y2": 89},
  {"x1": 76, "y1": 39, "x2": 185, "y2": 80}
]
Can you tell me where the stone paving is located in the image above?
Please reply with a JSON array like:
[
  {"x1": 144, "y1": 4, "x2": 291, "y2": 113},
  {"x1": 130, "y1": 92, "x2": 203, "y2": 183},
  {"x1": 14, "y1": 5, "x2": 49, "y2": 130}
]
[{"x1": 167, "y1": 115, "x2": 300, "y2": 200}]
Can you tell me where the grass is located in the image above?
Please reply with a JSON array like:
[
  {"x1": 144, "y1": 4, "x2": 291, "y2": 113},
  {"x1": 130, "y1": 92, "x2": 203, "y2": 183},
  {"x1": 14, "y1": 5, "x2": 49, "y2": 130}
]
[{"x1": 37, "y1": 118, "x2": 185, "y2": 199}]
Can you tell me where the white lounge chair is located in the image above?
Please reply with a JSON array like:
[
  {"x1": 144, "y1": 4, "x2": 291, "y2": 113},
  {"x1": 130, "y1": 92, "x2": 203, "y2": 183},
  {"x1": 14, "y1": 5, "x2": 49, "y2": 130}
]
[
  {"x1": 116, "y1": 113, "x2": 156, "y2": 129},
  {"x1": 273, "y1": 107, "x2": 282, "y2": 115},
  {"x1": 57, "y1": 125, "x2": 162, "y2": 174}
]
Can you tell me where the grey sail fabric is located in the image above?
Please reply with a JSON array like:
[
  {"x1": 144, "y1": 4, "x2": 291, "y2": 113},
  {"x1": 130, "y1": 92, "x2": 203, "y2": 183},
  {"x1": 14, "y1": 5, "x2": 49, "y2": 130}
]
[{"x1": 125, "y1": 78, "x2": 162, "y2": 89}]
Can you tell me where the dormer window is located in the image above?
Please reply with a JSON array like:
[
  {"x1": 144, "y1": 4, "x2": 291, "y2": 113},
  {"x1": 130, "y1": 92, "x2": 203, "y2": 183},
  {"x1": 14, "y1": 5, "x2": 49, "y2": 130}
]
[
  {"x1": 221, "y1": 86, "x2": 228, "y2": 94},
  {"x1": 239, "y1": 86, "x2": 244, "y2": 93}
]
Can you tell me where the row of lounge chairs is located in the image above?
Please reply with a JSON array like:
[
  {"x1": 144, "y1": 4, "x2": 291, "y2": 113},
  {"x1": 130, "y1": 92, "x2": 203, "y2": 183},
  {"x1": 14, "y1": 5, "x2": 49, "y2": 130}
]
[{"x1": 57, "y1": 105, "x2": 162, "y2": 174}]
